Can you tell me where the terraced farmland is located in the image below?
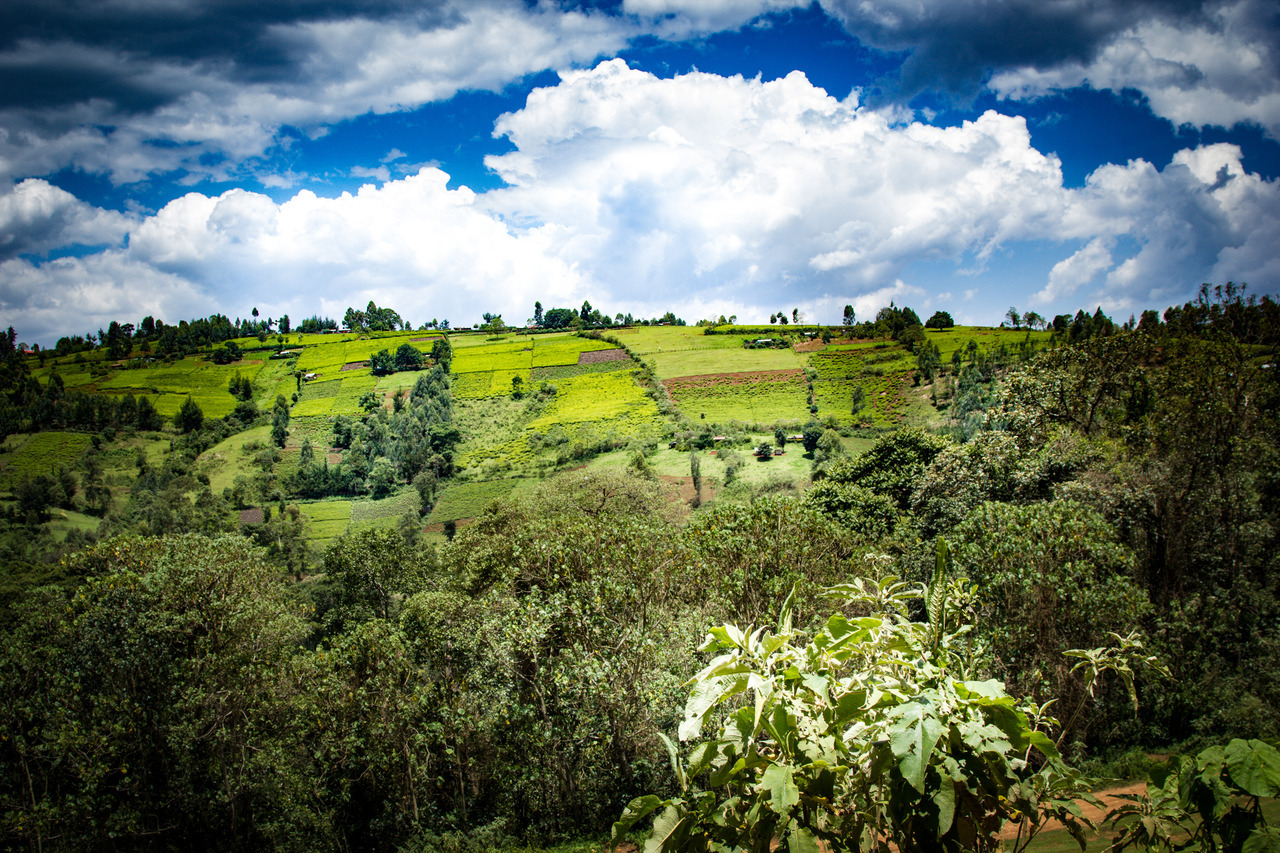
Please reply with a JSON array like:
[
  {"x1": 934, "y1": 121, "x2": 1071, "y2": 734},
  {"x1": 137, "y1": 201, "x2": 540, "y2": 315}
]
[{"x1": 664, "y1": 370, "x2": 810, "y2": 425}]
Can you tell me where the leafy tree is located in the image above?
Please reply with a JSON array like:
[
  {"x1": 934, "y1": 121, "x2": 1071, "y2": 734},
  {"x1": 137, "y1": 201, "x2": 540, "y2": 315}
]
[
  {"x1": 271, "y1": 394, "x2": 289, "y2": 447},
  {"x1": 369, "y1": 348, "x2": 395, "y2": 375},
  {"x1": 925, "y1": 310, "x2": 954, "y2": 329},
  {"x1": 842, "y1": 304, "x2": 855, "y2": 325},
  {"x1": 429, "y1": 336, "x2": 452, "y2": 371},
  {"x1": 209, "y1": 340, "x2": 241, "y2": 364},
  {"x1": 511, "y1": 374, "x2": 525, "y2": 399},
  {"x1": 543, "y1": 307, "x2": 575, "y2": 329},
  {"x1": 175, "y1": 395, "x2": 204, "y2": 432},
  {"x1": 0, "y1": 535, "x2": 315, "y2": 849},
  {"x1": 391, "y1": 343, "x2": 422, "y2": 371},
  {"x1": 953, "y1": 500, "x2": 1152, "y2": 747},
  {"x1": 534, "y1": 300, "x2": 543, "y2": 325},
  {"x1": 801, "y1": 420, "x2": 824, "y2": 453},
  {"x1": 137, "y1": 395, "x2": 163, "y2": 430},
  {"x1": 323, "y1": 527, "x2": 432, "y2": 623},
  {"x1": 689, "y1": 450, "x2": 702, "y2": 508}
]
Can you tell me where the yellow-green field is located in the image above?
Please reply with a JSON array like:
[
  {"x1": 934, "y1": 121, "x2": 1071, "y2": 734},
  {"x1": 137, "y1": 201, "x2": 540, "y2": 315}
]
[{"x1": 0, "y1": 431, "x2": 94, "y2": 489}]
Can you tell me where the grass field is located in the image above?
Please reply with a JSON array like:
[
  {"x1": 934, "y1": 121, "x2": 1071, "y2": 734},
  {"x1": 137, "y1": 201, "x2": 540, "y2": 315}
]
[
  {"x1": 198, "y1": 426, "x2": 274, "y2": 494},
  {"x1": 612, "y1": 325, "x2": 747, "y2": 355}
]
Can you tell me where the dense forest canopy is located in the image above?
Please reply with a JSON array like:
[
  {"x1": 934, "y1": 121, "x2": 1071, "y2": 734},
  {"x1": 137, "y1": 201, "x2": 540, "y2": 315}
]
[{"x1": 0, "y1": 285, "x2": 1277, "y2": 850}]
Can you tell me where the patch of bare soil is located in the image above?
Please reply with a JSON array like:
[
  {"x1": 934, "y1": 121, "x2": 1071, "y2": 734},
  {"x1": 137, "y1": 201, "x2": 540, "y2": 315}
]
[
  {"x1": 659, "y1": 474, "x2": 718, "y2": 508},
  {"x1": 410, "y1": 336, "x2": 442, "y2": 342},
  {"x1": 999, "y1": 782, "x2": 1146, "y2": 840},
  {"x1": 340, "y1": 360, "x2": 368, "y2": 371},
  {"x1": 792, "y1": 338, "x2": 827, "y2": 353},
  {"x1": 577, "y1": 348, "x2": 632, "y2": 365},
  {"x1": 239, "y1": 508, "x2": 264, "y2": 525},
  {"x1": 664, "y1": 368, "x2": 804, "y2": 388}
]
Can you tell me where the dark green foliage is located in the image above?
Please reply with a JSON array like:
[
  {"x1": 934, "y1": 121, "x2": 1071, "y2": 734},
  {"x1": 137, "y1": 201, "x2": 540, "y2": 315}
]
[
  {"x1": 925, "y1": 310, "x2": 955, "y2": 329},
  {"x1": 209, "y1": 340, "x2": 242, "y2": 364},
  {"x1": 369, "y1": 348, "x2": 395, "y2": 375},
  {"x1": 175, "y1": 395, "x2": 204, "y2": 432},
  {"x1": 819, "y1": 428, "x2": 951, "y2": 510},
  {"x1": 394, "y1": 342, "x2": 424, "y2": 371}
]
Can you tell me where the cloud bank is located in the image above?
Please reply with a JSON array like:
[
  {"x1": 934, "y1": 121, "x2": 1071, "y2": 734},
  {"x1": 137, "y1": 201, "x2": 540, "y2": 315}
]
[{"x1": 5, "y1": 62, "x2": 1277, "y2": 344}]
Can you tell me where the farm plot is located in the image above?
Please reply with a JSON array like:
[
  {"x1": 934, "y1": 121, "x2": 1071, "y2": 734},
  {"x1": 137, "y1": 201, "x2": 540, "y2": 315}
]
[
  {"x1": 427, "y1": 478, "x2": 531, "y2": 524},
  {"x1": 0, "y1": 431, "x2": 93, "y2": 490},
  {"x1": 809, "y1": 349, "x2": 912, "y2": 425},
  {"x1": 530, "y1": 334, "x2": 617, "y2": 367},
  {"x1": 614, "y1": 325, "x2": 746, "y2": 355},
  {"x1": 647, "y1": 346, "x2": 801, "y2": 379},
  {"x1": 295, "y1": 333, "x2": 426, "y2": 377},
  {"x1": 331, "y1": 373, "x2": 382, "y2": 415},
  {"x1": 96, "y1": 357, "x2": 258, "y2": 419},
  {"x1": 526, "y1": 371, "x2": 665, "y2": 440},
  {"x1": 349, "y1": 490, "x2": 420, "y2": 532},
  {"x1": 532, "y1": 355, "x2": 636, "y2": 382},
  {"x1": 451, "y1": 343, "x2": 533, "y2": 375},
  {"x1": 297, "y1": 500, "x2": 352, "y2": 548},
  {"x1": 664, "y1": 370, "x2": 810, "y2": 425}
]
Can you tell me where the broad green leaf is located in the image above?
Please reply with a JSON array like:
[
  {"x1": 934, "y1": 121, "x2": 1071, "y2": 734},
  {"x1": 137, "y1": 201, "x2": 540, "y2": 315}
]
[
  {"x1": 762, "y1": 764, "x2": 800, "y2": 814},
  {"x1": 680, "y1": 675, "x2": 747, "y2": 742},
  {"x1": 960, "y1": 679, "x2": 1008, "y2": 701},
  {"x1": 1028, "y1": 730, "x2": 1062, "y2": 761},
  {"x1": 645, "y1": 806, "x2": 687, "y2": 853},
  {"x1": 787, "y1": 826, "x2": 821, "y2": 853},
  {"x1": 1243, "y1": 826, "x2": 1280, "y2": 853},
  {"x1": 612, "y1": 795, "x2": 664, "y2": 849},
  {"x1": 934, "y1": 774, "x2": 956, "y2": 836},
  {"x1": 889, "y1": 701, "x2": 946, "y2": 793},
  {"x1": 686, "y1": 742, "x2": 715, "y2": 780},
  {"x1": 658, "y1": 732, "x2": 684, "y2": 791},
  {"x1": 1224, "y1": 738, "x2": 1280, "y2": 798}
]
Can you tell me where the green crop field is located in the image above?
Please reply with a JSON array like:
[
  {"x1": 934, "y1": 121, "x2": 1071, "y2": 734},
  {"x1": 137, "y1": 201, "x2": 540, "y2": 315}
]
[
  {"x1": 664, "y1": 370, "x2": 811, "y2": 425},
  {"x1": 452, "y1": 344, "x2": 534, "y2": 374},
  {"x1": 0, "y1": 431, "x2": 94, "y2": 490},
  {"x1": 643, "y1": 346, "x2": 802, "y2": 379},
  {"x1": 294, "y1": 332, "x2": 429, "y2": 376},
  {"x1": 612, "y1": 325, "x2": 747, "y2": 354},
  {"x1": 297, "y1": 499, "x2": 352, "y2": 547},
  {"x1": 526, "y1": 371, "x2": 664, "y2": 438},
  {"x1": 531, "y1": 356, "x2": 636, "y2": 381},
  {"x1": 349, "y1": 490, "x2": 420, "y2": 531},
  {"x1": 427, "y1": 478, "x2": 532, "y2": 524}
]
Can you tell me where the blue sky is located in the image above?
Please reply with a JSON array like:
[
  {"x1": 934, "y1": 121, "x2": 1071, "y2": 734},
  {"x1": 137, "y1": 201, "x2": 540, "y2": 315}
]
[{"x1": 2, "y1": 0, "x2": 1279, "y2": 344}]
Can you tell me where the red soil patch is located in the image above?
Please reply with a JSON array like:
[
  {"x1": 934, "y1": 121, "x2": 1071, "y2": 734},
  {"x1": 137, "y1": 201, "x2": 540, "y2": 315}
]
[
  {"x1": 999, "y1": 781, "x2": 1146, "y2": 840},
  {"x1": 792, "y1": 338, "x2": 827, "y2": 353},
  {"x1": 663, "y1": 368, "x2": 804, "y2": 389},
  {"x1": 659, "y1": 474, "x2": 718, "y2": 507},
  {"x1": 577, "y1": 348, "x2": 632, "y2": 365},
  {"x1": 340, "y1": 360, "x2": 368, "y2": 371}
]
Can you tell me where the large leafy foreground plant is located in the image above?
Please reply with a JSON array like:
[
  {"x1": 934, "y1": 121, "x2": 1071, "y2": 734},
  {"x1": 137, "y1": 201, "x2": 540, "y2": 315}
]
[{"x1": 613, "y1": 543, "x2": 1096, "y2": 853}]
